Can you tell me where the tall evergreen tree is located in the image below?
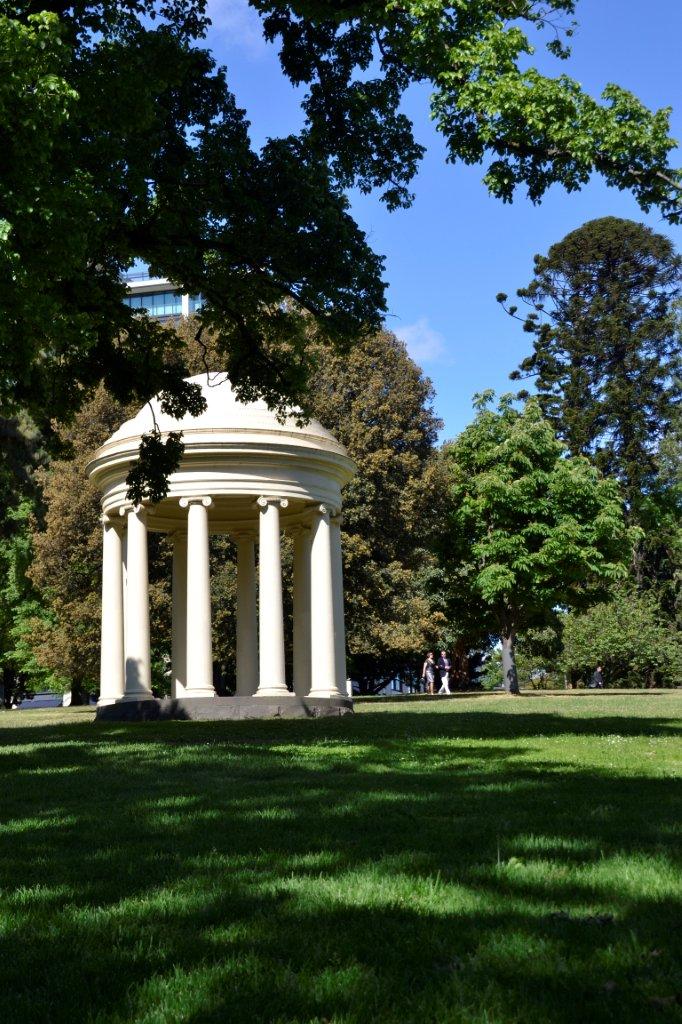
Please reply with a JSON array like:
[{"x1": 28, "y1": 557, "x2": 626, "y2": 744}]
[{"x1": 502, "y1": 217, "x2": 681, "y2": 511}]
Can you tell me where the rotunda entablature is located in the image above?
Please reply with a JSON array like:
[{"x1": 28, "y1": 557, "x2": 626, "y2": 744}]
[{"x1": 86, "y1": 373, "x2": 356, "y2": 533}]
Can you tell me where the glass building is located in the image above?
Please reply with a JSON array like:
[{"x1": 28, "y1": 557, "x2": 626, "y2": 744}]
[{"x1": 123, "y1": 273, "x2": 202, "y2": 320}]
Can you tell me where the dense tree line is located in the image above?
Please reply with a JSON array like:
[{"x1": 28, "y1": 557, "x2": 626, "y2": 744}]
[
  {"x1": 1, "y1": 2, "x2": 681, "y2": 502},
  {"x1": 1, "y1": 218, "x2": 680, "y2": 697},
  {"x1": 4, "y1": 326, "x2": 443, "y2": 699},
  {"x1": 1, "y1": 3, "x2": 680, "y2": 693}
]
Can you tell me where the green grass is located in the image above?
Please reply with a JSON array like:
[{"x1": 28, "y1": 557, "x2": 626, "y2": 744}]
[{"x1": 1, "y1": 694, "x2": 680, "y2": 1024}]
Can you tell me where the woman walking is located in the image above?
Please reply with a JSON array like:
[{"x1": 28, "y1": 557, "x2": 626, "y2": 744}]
[{"x1": 421, "y1": 651, "x2": 437, "y2": 694}]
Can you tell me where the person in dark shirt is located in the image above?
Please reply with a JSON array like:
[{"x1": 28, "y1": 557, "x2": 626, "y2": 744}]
[
  {"x1": 590, "y1": 665, "x2": 605, "y2": 689},
  {"x1": 437, "y1": 651, "x2": 452, "y2": 694}
]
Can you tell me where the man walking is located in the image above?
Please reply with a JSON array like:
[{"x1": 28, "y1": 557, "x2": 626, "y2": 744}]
[
  {"x1": 437, "y1": 650, "x2": 452, "y2": 694},
  {"x1": 590, "y1": 665, "x2": 605, "y2": 689}
]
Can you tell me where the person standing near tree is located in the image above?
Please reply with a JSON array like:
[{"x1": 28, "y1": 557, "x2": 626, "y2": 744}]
[
  {"x1": 437, "y1": 651, "x2": 452, "y2": 694},
  {"x1": 421, "y1": 652, "x2": 437, "y2": 695},
  {"x1": 590, "y1": 665, "x2": 605, "y2": 689}
]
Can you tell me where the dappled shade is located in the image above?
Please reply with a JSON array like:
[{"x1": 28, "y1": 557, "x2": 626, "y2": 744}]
[{"x1": 0, "y1": 696, "x2": 680, "y2": 1023}]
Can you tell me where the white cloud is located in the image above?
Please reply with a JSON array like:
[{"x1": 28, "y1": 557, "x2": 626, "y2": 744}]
[
  {"x1": 205, "y1": 0, "x2": 267, "y2": 58},
  {"x1": 395, "y1": 317, "x2": 448, "y2": 364}
]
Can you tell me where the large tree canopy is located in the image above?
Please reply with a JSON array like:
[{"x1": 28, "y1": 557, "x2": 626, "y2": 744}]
[
  {"x1": 254, "y1": 0, "x2": 681, "y2": 215},
  {"x1": 440, "y1": 393, "x2": 634, "y2": 693},
  {"x1": 2, "y1": 2, "x2": 681, "y2": 497},
  {"x1": 1, "y1": 2, "x2": 385, "y2": 439}
]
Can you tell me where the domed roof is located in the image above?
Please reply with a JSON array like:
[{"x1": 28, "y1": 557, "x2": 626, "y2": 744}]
[
  {"x1": 88, "y1": 373, "x2": 355, "y2": 525},
  {"x1": 105, "y1": 373, "x2": 345, "y2": 455}
]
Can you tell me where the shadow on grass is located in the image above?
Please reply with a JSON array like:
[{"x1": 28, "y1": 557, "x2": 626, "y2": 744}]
[{"x1": 0, "y1": 707, "x2": 680, "y2": 1023}]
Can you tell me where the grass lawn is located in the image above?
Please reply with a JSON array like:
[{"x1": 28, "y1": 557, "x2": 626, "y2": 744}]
[{"x1": 0, "y1": 694, "x2": 680, "y2": 1024}]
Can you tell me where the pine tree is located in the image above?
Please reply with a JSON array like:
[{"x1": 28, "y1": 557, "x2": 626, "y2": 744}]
[{"x1": 504, "y1": 218, "x2": 681, "y2": 512}]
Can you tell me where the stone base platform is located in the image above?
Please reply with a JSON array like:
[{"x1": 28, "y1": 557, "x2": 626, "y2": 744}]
[{"x1": 95, "y1": 694, "x2": 353, "y2": 722}]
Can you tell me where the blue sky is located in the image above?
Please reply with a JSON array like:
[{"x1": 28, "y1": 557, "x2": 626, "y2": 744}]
[{"x1": 203, "y1": 0, "x2": 681, "y2": 438}]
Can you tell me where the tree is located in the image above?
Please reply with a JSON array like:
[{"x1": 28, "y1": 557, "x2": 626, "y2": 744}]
[
  {"x1": 25, "y1": 388, "x2": 173, "y2": 702},
  {"x1": 179, "y1": 319, "x2": 446, "y2": 693},
  {"x1": 502, "y1": 218, "x2": 681, "y2": 510},
  {"x1": 560, "y1": 587, "x2": 681, "y2": 688},
  {"x1": 2, "y1": 4, "x2": 680, "y2": 498},
  {"x1": 308, "y1": 330, "x2": 446, "y2": 692},
  {"x1": 481, "y1": 623, "x2": 565, "y2": 690},
  {"x1": 1, "y1": 2, "x2": 385, "y2": 496},
  {"x1": 440, "y1": 393, "x2": 634, "y2": 693},
  {"x1": 0, "y1": 414, "x2": 51, "y2": 706},
  {"x1": 256, "y1": 1, "x2": 681, "y2": 218}
]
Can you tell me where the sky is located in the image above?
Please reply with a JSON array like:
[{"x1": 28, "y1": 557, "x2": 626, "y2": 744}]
[{"x1": 202, "y1": 0, "x2": 682, "y2": 439}]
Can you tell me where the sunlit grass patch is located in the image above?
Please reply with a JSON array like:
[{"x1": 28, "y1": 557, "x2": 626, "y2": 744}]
[{"x1": 0, "y1": 694, "x2": 680, "y2": 1023}]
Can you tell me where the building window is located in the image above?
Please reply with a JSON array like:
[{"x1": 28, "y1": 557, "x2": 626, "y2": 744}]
[
  {"x1": 188, "y1": 294, "x2": 203, "y2": 313},
  {"x1": 124, "y1": 290, "x2": 183, "y2": 318}
]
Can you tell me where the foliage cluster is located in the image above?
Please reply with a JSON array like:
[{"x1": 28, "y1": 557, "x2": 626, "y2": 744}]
[
  {"x1": 1, "y1": 1, "x2": 680, "y2": 499},
  {"x1": 560, "y1": 587, "x2": 682, "y2": 689}
]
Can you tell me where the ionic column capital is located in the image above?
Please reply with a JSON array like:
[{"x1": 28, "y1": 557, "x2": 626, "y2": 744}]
[
  {"x1": 179, "y1": 495, "x2": 213, "y2": 509},
  {"x1": 256, "y1": 496, "x2": 289, "y2": 511},
  {"x1": 119, "y1": 503, "x2": 147, "y2": 520},
  {"x1": 100, "y1": 513, "x2": 123, "y2": 530},
  {"x1": 306, "y1": 502, "x2": 341, "y2": 519}
]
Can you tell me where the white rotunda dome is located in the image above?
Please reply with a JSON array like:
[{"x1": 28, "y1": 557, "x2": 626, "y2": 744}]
[
  {"x1": 107, "y1": 372, "x2": 344, "y2": 453},
  {"x1": 87, "y1": 373, "x2": 355, "y2": 533}
]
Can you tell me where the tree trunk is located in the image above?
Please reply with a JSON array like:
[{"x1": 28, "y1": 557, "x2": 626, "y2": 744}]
[
  {"x1": 452, "y1": 642, "x2": 469, "y2": 691},
  {"x1": 501, "y1": 634, "x2": 520, "y2": 695},
  {"x1": 69, "y1": 678, "x2": 90, "y2": 706},
  {"x1": 2, "y1": 667, "x2": 18, "y2": 708}
]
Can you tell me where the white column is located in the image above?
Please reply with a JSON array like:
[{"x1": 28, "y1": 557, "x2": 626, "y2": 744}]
[
  {"x1": 122, "y1": 529, "x2": 128, "y2": 667},
  {"x1": 309, "y1": 505, "x2": 341, "y2": 698},
  {"x1": 171, "y1": 531, "x2": 187, "y2": 699},
  {"x1": 256, "y1": 496, "x2": 289, "y2": 697},
  {"x1": 99, "y1": 514, "x2": 124, "y2": 705},
  {"x1": 180, "y1": 496, "x2": 215, "y2": 697},
  {"x1": 235, "y1": 532, "x2": 258, "y2": 696},
  {"x1": 122, "y1": 505, "x2": 153, "y2": 701},
  {"x1": 330, "y1": 514, "x2": 349, "y2": 697},
  {"x1": 292, "y1": 525, "x2": 312, "y2": 697}
]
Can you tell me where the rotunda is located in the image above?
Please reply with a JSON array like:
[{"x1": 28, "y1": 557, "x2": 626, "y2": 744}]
[{"x1": 87, "y1": 373, "x2": 355, "y2": 719}]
